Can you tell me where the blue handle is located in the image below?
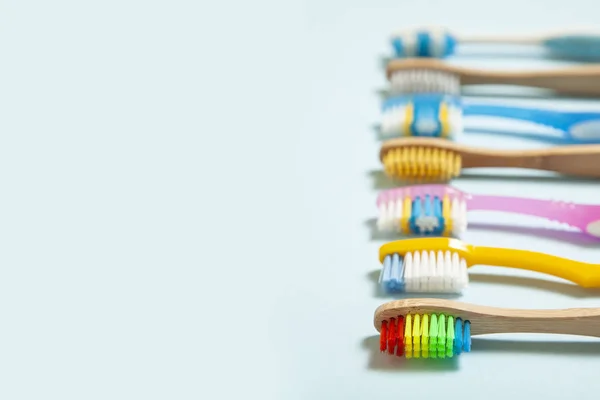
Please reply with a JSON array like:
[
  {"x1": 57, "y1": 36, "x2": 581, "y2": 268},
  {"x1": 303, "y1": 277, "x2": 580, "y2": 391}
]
[
  {"x1": 463, "y1": 103, "x2": 600, "y2": 143},
  {"x1": 543, "y1": 35, "x2": 600, "y2": 61}
]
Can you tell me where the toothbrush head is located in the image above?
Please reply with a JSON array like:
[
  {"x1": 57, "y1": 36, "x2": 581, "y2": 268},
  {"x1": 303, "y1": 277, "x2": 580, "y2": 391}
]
[
  {"x1": 380, "y1": 137, "x2": 463, "y2": 181},
  {"x1": 380, "y1": 94, "x2": 463, "y2": 139},
  {"x1": 376, "y1": 184, "x2": 468, "y2": 237},
  {"x1": 378, "y1": 238, "x2": 472, "y2": 294},
  {"x1": 375, "y1": 299, "x2": 472, "y2": 359},
  {"x1": 386, "y1": 59, "x2": 463, "y2": 96},
  {"x1": 390, "y1": 27, "x2": 458, "y2": 59}
]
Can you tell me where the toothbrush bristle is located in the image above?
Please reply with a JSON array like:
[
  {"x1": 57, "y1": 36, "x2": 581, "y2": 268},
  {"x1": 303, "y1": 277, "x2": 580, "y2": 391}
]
[
  {"x1": 389, "y1": 70, "x2": 460, "y2": 96},
  {"x1": 390, "y1": 28, "x2": 457, "y2": 58},
  {"x1": 382, "y1": 146, "x2": 462, "y2": 181},
  {"x1": 379, "y1": 250, "x2": 469, "y2": 293},
  {"x1": 379, "y1": 313, "x2": 471, "y2": 358},
  {"x1": 376, "y1": 186, "x2": 467, "y2": 237}
]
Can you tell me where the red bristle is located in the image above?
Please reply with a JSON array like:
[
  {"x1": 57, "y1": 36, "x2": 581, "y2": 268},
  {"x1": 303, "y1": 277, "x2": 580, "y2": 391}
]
[
  {"x1": 387, "y1": 318, "x2": 397, "y2": 354},
  {"x1": 380, "y1": 321, "x2": 388, "y2": 352},
  {"x1": 396, "y1": 316, "x2": 405, "y2": 357}
]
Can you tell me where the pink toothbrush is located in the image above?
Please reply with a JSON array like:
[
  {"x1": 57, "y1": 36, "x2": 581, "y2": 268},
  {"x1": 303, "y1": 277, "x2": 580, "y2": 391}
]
[{"x1": 376, "y1": 184, "x2": 600, "y2": 238}]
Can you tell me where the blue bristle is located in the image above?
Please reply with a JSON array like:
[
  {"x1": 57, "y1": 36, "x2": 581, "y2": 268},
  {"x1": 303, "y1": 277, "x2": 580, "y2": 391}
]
[
  {"x1": 416, "y1": 31, "x2": 430, "y2": 57},
  {"x1": 410, "y1": 196, "x2": 422, "y2": 234},
  {"x1": 453, "y1": 318, "x2": 463, "y2": 355},
  {"x1": 380, "y1": 254, "x2": 405, "y2": 293},
  {"x1": 391, "y1": 38, "x2": 404, "y2": 57},
  {"x1": 410, "y1": 95, "x2": 442, "y2": 137},
  {"x1": 409, "y1": 195, "x2": 445, "y2": 236},
  {"x1": 444, "y1": 34, "x2": 457, "y2": 58},
  {"x1": 463, "y1": 321, "x2": 471, "y2": 352},
  {"x1": 424, "y1": 194, "x2": 432, "y2": 216},
  {"x1": 433, "y1": 196, "x2": 444, "y2": 235}
]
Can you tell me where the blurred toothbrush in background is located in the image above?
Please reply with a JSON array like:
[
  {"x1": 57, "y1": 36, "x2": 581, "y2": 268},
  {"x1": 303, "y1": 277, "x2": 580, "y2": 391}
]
[{"x1": 391, "y1": 26, "x2": 600, "y2": 61}]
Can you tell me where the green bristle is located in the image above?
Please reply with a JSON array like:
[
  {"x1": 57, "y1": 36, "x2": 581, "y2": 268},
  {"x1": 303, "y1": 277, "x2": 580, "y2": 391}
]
[
  {"x1": 437, "y1": 314, "x2": 446, "y2": 359},
  {"x1": 446, "y1": 315, "x2": 455, "y2": 358},
  {"x1": 429, "y1": 314, "x2": 438, "y2": 359}
]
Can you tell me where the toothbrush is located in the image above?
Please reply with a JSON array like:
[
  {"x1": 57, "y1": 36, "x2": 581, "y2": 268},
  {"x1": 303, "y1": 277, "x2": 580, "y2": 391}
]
[
  {"x1": 386, "y1": 58, "x2": 600, "y2": 97},
  {"x1": 377, "y1": 237, "x2": 600, "y2": 294},
  {"x1": 380, "y1": 93, "x2": 600, "y2": 143},
  {"x1": 375, "y1": 298, "x2": 600, "y2": 359},
  {"x1": 390, "y1": 27, "x2": 600, "y2": 60},
  {"x1": 380, "y1": 137, "x2": 600, "y2": 181},
  {"x1": 376, "y1": 183, "x2": 600, "y2": 238}
]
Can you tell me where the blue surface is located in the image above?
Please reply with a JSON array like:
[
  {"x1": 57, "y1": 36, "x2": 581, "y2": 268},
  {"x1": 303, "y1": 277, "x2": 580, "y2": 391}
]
[{"x1": 2, "y1": 0, "x2": 600, "y2": 399}]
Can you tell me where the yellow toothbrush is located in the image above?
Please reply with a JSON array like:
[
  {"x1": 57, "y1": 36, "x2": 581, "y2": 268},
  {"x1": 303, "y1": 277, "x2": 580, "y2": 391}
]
[{"x1": 378, "y1": 237, "x2": 600, "y2": 293}]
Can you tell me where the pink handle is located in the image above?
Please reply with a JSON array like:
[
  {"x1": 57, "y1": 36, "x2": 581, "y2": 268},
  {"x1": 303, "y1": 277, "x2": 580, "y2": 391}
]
[{"x1": 468, "y1": 195, "x2": 600, "y2": 233}]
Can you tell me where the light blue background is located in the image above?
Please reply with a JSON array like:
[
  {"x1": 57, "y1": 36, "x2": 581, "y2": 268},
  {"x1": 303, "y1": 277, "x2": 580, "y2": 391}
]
[{"x1": 2, "y1": 0, "x2": 600, "y2": 399}]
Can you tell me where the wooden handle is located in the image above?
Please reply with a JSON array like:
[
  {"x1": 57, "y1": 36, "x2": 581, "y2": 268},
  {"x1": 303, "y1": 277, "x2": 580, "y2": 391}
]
[
  {"x1": 459, "y1": 144, "x2": 600, "y2": 177},
  {"x1": 374, "y1": 299, "x2": 600, "y2": 338},
  {"x1": 460, "y1": 65, "x2": 600, "y2": 96}
]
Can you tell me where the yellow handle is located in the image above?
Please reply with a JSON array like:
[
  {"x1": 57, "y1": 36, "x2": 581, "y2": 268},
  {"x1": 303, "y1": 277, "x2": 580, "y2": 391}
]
[{"x1": 471, "y1": 246, "x2": 600, "y2": 288}]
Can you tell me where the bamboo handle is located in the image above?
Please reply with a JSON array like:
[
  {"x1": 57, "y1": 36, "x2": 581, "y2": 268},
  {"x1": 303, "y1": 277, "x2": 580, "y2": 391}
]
[
  {"x1": 460, "y1": 65, "x2": 600, "y2": 96},
  {"x1": 471, "y1": 246, "x2": 600, "y2": 288},
  {"x1": 460, "y1": 144, "x2": 600, "y2": 177},
  {"x1": 374, "y1": 299, "x2": 600, "y2": 338}
]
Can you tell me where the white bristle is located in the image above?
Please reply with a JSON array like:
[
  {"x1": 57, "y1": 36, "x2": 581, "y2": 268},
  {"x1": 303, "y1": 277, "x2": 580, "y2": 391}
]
[
  {"x1": 390, "y1": 70, "x2": 460, "y2": 96},
  {"x1": 380, "y1": 105, "x2": 407, "y2": 138},
  {"x1": 449, "y1": 106, "x2": 464, "y2": 139},
  {"x1": 404, "y1": 252, "x2": 414, "y2": 292},
  {"x1": 400, "y1": 250, "x2": 468, "y2": 293}
]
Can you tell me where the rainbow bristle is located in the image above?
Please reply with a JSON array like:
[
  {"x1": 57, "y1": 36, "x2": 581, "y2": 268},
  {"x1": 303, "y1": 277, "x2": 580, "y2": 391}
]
[{"x1": 379, "y1": 313, "x2": 471, "y2": 359}]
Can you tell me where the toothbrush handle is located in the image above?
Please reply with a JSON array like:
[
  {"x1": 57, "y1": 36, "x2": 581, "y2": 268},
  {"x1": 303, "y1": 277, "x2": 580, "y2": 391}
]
[
  {"x1": 459, "y1": 65, "x2": 600, "y2": 96},
  {"x1": 467, "y1": 195, "x2": 600, "y2": 233},
  {"x1": 460, "y1": 144, "x2": 600, "y2": 177},
  {"x1": 462, "y1": 103, "x2": 600, "y2": 143},
  {"x1": 470, "y1": 246, "x2": 600, "y2": 288}
]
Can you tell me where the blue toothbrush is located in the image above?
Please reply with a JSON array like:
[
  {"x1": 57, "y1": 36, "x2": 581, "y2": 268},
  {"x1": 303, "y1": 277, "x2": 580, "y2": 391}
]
[
  {"x1": 391, "y1": 27, "x2": 600, "y2": 60},
  {"x1": 380, "y1": 94, "x2": 600, "y2": 143}
]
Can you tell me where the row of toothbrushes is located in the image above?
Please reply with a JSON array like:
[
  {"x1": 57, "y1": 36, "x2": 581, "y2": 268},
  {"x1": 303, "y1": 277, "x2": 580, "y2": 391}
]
[{"x1": 368, "y1": 27, "x2": 600, "y2": 361}]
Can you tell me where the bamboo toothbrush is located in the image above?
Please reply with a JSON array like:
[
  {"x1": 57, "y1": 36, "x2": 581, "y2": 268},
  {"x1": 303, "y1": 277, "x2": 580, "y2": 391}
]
[
  {"x1": 380, "y1": 137, "x2": 600, "y2": 181},
  {"x1": 375, "y1": 298, "x2": 600, "y2": 359},
  {"x1": 386, "y1": 58, "x2": 600, "y2": 97}
]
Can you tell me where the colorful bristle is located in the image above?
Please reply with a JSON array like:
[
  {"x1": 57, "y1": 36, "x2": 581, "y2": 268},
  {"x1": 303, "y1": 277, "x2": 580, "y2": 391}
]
[
  {"x1": 379, "y1": 313, "x2": 471, "y2": 358},
  {"x1": 380, "y1": 94, "x2": 462, "y2": 139},
  {"x1": 376, "y1": 185, "x2": 467, "y2": 237},
  {"x1": 378, "y1": 250, "x2": 469, "y2": 293}
]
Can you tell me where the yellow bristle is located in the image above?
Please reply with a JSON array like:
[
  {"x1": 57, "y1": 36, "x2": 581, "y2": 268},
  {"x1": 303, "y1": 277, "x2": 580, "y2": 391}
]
[
  {"x1": 421, "y1": 314, "x2": 430, "y2": 359},
  {"x1": 439, "y1": 102, "x2": 450, "y2": 138},
  {"x1": 401, "y1": 196, "x2": 411, "y2": 234},
  {"x1": 413, "y1": 314, "x2": 421, "y2": 358},
  {"x1": 405, "y1": 314, "x2": 413, "y2": 359},
  {"x1": 383, "y1": 147, "x2": 462, "y2": 181},
  {"x1": 404, "y1": 102, "x2": 414, "y2": 136},
  {"x1": 442, "y1": 194, "x2": 452, "y2": 236}
]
